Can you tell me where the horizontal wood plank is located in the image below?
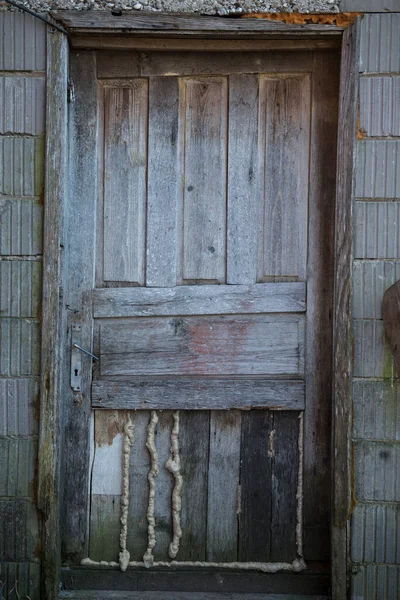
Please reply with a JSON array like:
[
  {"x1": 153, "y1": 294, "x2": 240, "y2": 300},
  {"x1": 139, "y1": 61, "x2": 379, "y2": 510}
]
[
  {"x1": 72, "y1": 37, "x2": 339, "y2": 51},
  {"x1": 99, "y1": 315, "x2": 304, "y2": 376},
  {"x1": 92, "y1": 379, "x2": 305, "y2": 410},
  {"x1": 54, "y1": 12, "x2": 344, "y2": 36},
  {"x1": 97, "y1": 51, "x2": 314, "y2": 78},
  {"x1": 93, "y1": 283, "x2": 306, "y2": 318}
]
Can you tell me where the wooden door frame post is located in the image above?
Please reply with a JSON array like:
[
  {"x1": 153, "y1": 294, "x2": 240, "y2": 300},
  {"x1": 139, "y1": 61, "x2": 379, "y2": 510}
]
[{"x1": 39, "y1": 14, "x2": 360, "y2": 600}]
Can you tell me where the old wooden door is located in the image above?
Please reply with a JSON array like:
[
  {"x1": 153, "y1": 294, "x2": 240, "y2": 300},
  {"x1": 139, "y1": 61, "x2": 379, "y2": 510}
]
[{"x1": 62, "y1": 46, "x2": 339, "y2": 595}]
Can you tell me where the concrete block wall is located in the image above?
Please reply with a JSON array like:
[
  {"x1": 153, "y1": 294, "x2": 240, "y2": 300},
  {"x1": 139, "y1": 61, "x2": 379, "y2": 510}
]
[
  {"x1": 0, "y1": 12, "x2": 45, "y2": 600},
  {"x1": 352, "y1": 13, "x2": 400, "y2": 600}
]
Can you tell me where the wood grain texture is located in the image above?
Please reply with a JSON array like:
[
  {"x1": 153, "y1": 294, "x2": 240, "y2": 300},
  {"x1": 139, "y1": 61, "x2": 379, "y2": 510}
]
[
  {"x1": 37, "y1": 28, "x2": 68, "y2": 600},
  {"x1": 127, "y1": 411, "x2": 150, "y2": 561},
  {"x1": 181, "y1": 77, "x2": 227, "y2": 283},
  {"x1": 103, "y1": 82, "x2": 148, "y2": 284},
  {"x1": 258, "y1": 74, "x2": 310, "y2": 280},
  {"x1": 238, "y1": 411, "x2": 272, "y2": 562},
  {"x1": 97, "y1": 51, "x2": 314, "y2": 78},
  {"x1": 227, "y1": 74, "x2": 259, "y2": 285},
  {"x1": 146, "y1": 77, "x2": 180, "y2": 287},
  {"x1": 178, "y1": 411, "x2": 210, "y2": 560},
  {"x1": 331, "y1": 20, "x2": 360, "y2": 600},
  {"x1": 99, "y1": 315, "x2": 305, "y2": 377},
  {"x1": 54, "y1": 12, "x2": 345, "y2": 35},
  {"x1": 93, "y1": 282, "x2": 306, "y2": 318},
  {"x1": 62, "y1": 52, "x2": 99, "y2": 563},
  {"x1": 303, "y1": 50, "x2": 339, "y2": 562},
  {"x1": 383, "y1": 281, "x2": 400, "y2": 377},
  {"x1": 270, "y1": 412, "x2": 299, "y2": 562},
  {"x1": 77, "y1": 37, "x2": 339, "y2": 51},
  {"x1": 206, "y1": 411, "x2": 241, "y2": 562},
  {"x1": 89, "y1": 495, "x2": 120, "y2": 562},
  {"x1": 153, "y1": 411, "x2": 174, "y2": 561},
  {"x1": 92, "y1": 379, "x2": 305, "y2": 411}
]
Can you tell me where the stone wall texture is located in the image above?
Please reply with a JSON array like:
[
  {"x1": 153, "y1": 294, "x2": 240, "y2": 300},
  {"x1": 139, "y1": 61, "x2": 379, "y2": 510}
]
[{"x1": 0, "y1": 6, "x2": 399, "y2": 600}]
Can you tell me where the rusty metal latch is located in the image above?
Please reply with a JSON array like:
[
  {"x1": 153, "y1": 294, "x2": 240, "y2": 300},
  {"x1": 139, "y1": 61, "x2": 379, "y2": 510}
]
[{"x1": 70, "y1": 325, "x2": 99, "y2": 392}]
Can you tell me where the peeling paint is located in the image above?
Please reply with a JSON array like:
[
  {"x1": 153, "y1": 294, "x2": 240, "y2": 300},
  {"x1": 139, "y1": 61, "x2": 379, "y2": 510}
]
[
  {"x1": 143, "y1": 410, "x2": 159, "y2": 568},
  {"x1": 165, "y1": 410, "x2": 183, "y2": 559},
  {"x1": 296, "y1": 412, "x2": 304, "y2": 558},
  {"x1": 95, "y1": 410, "x2": 126, "y2": 447},
  {"x1": 119, "y1": 415, "x2": 134, "y2": 572},
  {"x1": 242, "y1": 12, "x2": 361, "y2": 27}
]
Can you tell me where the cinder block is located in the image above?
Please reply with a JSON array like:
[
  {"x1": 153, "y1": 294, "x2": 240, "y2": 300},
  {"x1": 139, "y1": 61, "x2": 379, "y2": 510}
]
[
  {"x1": 0, "y1": 12, "x2": 45, "y2": 72},
  {"x1": 352, "y1": 503, "x2": 400, "y2": 563},
  {"x1": 0, "y1": 561, "x2": 40, "y2": 600},
  {"x1": 0, "y1": 438, "x2": 36, "y2": 497},
  {"x1": 0, "y1": 77, "x2": 45, "y2": 135},
  {"x1": 0, "y1": 378, "x2": 39, "y2": 437},
  {"x1": 353, "y1": 260, "x2": 400, "y2": 319},
  {"x1": 0, "y1": 261, "x2": 42, "y2": 316},
  {"x1": 356, "y1": 142, "x2": 400, "y2": 199},
  {"x1": 360, "y1": 14, "x2": 400, "y2": 74},
  {"x1": 354, "y1": 440, "x2": 400, "y2": 502},
  {"x1": 360, "y1": 76, "x2": 400, "y2": 138},
  {"x1": 0, "y1": 199, "x2": 43, "y2": 256},
  {"x1": 0, "y1": 137, "x2": 44, "y2": 197},
  {"x1": 352, "y1": 565, "x2": 400, "y2": 600},
  {"x1": 354, "y1": 202, "x2": 400, "y2": 259},
  {"x1": 353, "y1": 320, "x2": 396, "y2": 380},
  {"x1": 0, "y1": 319, "x2": 40, "y2": 376},
  {"x1": 0, "y1": 499, "x2": 40, "y2": 561}
]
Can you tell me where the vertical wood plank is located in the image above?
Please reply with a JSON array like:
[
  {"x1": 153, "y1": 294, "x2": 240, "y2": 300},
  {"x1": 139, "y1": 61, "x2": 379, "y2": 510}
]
[
  {"x1": 270, "y1": 411, "x2": 300, "y2": 562},
  {"x1": 178, "y1": 411, "x2": 210, "y2": 561},
  {"x1": 38, "y1": 27, "x2": 68, "y2": 600},
  {"x1": 153, "y1": 411, "x2": 173, "y2": 561},
  {"x1": 103, "y1": 81, "x2": 148, "y2": 284},
  {"x1": 206, "y1": 410, "x2": 241, "y2": 562},
  {"x1": 61, "y1": 51, "x2": 98, "y2": 564},
  {"x1": 304, "y1": 51, "x2": 340, "y2": 562},
  {"x1": 181, "y1": 77, "x2": 227, "y2": 283},
  {"x1": 127, "y1": 411, "x2": 150, "y2": 561},
  {"x1": 258, "y1": 74, "x2": 310, "y2": 280},
  {"x1": 332, "y1": 20, "x2": 360, "y2": 600},
  {"x1": 227, "y1": 74, "x2": 259, "y2": 285},
  {"x1": 238, "y1": 411, "x2": 272, "y2": 562},
  {"x1": 146, "y1": 77, "x2": 180, "y2": 287}
]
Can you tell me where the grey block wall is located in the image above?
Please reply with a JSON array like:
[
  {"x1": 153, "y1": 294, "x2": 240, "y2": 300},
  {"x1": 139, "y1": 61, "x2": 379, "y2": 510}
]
[
  {"x1": 352, "y1": 12, "x2": 400, "y2": 600},
  {"x1": 0, "y1": 12, "x2": 45, "y2": 600}
]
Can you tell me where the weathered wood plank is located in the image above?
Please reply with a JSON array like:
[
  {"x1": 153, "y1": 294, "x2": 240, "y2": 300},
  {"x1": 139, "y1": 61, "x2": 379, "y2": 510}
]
[
  {"x1": 99, "y1": 315, "x2": 305, "y2": 377},
  {"x1": 85, "y1": 38, "x2": 339, "y2": 52},
  {"x1": 55, "y1": 12, "x2": 345, "y2": 35},
  {"x1": 207, "y1": 410, "x2": 241, "y2": 562},
  {"x1": 303, "y1": 50, "x2": 339, "y2": 562},
  {"x1": 62, "y1": 51, "x2": 99, "y2": 563},
  {"x1": 153, "y1": 411, "x2": 174, "y2": 561},
  {"x1": 227, "y1": 74, "x2": 259, "y2": 285},
  {"x1": 258, "y1": 74, "x2": 310, "y2": 280},
  {"x1": 92, "y1": 379, "x2": 305, "y2": 411},
  {"x1": 331, "y1": 20, "x2": 360, "y2": 600},
  {"x1": 140, "y1": 51, "x2": 313, "y2": 78},
  {"x1": 127, "y1": 411, "x2": 150, "y2": 561},
  {"x1": 103, "y1": 81, "x2": 148, "y2": 284},
  {"x1": 181, "y1": 77, "x2": 227, "y2": 283},
  {"x1": 146, "y1": 77, "x2": 180, "y2": 287},
  {"x1": 239, "y1": 411, "x2": 272, "y2": 562},
  {"x1": 178, "y1": 411, "x2": 210, "y2": 561},
  {"x1": 270, "y1": 412, "x2": 299, "y2": 562},
  {"x1": 89, "y1": 411, "x2": 124, "y2": 562},
  {"x1": 93, "y1": 282, "x2": 306, "y2": 318}
]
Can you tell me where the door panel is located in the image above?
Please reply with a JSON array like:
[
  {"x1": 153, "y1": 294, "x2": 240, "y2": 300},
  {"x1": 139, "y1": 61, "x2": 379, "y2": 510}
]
[{"x1": 63, "y1": 47, "x2": 339, "y2": 590}]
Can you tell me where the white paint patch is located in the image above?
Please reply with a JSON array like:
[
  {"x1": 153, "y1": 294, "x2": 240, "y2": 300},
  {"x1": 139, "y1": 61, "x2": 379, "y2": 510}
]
[
  {"x1": 268, "y1": 428, "x2": 275, "y2": 458},
  {"x1": 92, "y1": 433, "x2": 123, "y2": 496},
  {"x1": 119, "y1": 415, "x2": 134, "y2": 572},
  {"x1": 296, "y1": 411, "x2": 304, "y2": 558},
  {"x1": 165, "y1": 410, "x2": 183, "y2": 559},
  {"x1": 143, "y1": 410, "x2": 159, "y2": 568}
]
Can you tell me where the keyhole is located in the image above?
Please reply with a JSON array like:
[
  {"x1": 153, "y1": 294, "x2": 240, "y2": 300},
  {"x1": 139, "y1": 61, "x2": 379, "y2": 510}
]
[{"x1": 74, "y1": 368, "x2": 78, "y2": 377}]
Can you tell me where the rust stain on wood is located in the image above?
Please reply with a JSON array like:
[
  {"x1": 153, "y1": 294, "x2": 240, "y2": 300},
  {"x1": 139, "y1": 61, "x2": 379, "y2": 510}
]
[
  {"x1": 357, "y1": 106, "x2": 365, "y2": 140},
  {"x1": 95, "y1": 410, "x2": 128, "y2": 447},
  {"x1": 241, "y1": 12, "x2": 361, "y2": 28}
]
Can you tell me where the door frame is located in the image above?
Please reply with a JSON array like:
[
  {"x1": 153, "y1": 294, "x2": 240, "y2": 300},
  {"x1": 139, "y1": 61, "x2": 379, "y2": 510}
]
[{"x1": 38, "y1": 14, "x2": 360, "y2": 600}]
